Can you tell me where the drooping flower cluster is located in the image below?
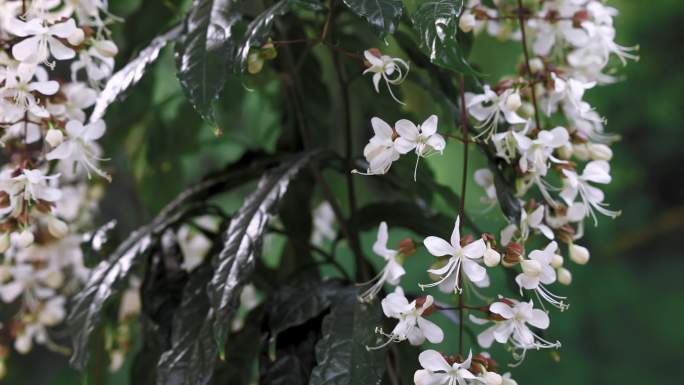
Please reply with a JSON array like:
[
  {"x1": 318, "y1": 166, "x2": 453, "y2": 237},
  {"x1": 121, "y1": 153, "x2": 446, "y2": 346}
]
[
  {"x1": 355, "y1": 1, "x2": 633, "y2": 383},
  {"x1": 0, "y1": 0, "x2": 118, "y2": 365}
]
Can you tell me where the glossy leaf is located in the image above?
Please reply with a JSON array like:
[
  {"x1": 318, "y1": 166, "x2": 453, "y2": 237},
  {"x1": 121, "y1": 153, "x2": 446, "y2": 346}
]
[
  {"x1": 90, "y1": 25, "x2": 183, "y2": 123},
  {"x1": 68, "y1": 158, "x2": 270, "y2": 369},
  {"x1": 308, "y1": 286, "x2": 386, "y2": 385},
  {"x1": 411, "y1": 0, "x2": 477, "y2": 75},
  {"x1": 208, "y1": 151, "x2": 322, "y2": 354},
  {"x1": 175, "y1": 0, "x2": 241, "y2": 125},
  {"x1": 155, "y1": 264, "x2": 216, "y2": 385},
  {"x1": 237, "y1": 1, "x2": 290, "y2": 71},
  {"x1": 268, "y1": 280, "x2": 344, "y2": 335},
  {"x1": 342, "y1": 0, "x2": 403, "y2": 36},
  {"x1": 288, "y1": 0, "x2": 326, "y2": 11}
]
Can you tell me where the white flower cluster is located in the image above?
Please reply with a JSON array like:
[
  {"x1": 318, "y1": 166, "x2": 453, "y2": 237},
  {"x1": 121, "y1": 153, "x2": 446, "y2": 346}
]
[
  {"x1": 0, "y1": 0, "x2": 118, "y2": 362},
  {"x1": 355, "y1": 1, "x2": 634, "y2": 383}
]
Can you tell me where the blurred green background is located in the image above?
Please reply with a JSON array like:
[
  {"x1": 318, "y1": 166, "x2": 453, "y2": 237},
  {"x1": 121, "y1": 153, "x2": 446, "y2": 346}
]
[{"x1": 3, "y1": 0, "x2": 683, "y2": 384}]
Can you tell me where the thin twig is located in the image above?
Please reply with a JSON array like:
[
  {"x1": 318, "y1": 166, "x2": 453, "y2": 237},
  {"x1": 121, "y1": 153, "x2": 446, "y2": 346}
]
[
  {"x1": 457, "y1": 75, "x2": 472, "y2": 355},
  {"x1": 516, "y1": 0, "x2": 543, "y2": 131}
]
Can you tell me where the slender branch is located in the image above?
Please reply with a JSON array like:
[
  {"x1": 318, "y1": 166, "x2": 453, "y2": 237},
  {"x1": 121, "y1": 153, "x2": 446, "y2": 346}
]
[
  {"x1": 456, "y1": 75, "x2": 473, "y2": 355},
  {"x1": 516, "y1": 0, "x2": 543, "y2": 131}
]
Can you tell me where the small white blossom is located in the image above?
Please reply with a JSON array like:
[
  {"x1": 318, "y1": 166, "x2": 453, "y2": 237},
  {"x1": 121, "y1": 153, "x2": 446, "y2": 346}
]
[
  {"x1": 560, "y1": 160, "x2": 619, "y2": 222},
  {"x1": 465, "y1": 86, "x2": 527, "y2": 138},
  {"x1": 359, "y1": 222, "x2": 405, "y2": 302},
  {"x1": 354, "y1": 117, "x2": 400, "y2": 175},
  {"x1": 363, "y1": 49, "x2": 409, "y2": 104},
  {"x1": 394, "y1": 115, "x2": 446, "y2": 180},
  {"x1": 414, "y1": 350, "x2": 477, "y2": 385},
  {"x1": 515, "y1": 241, "x2": 568, "y2": 310},
  {"x1": 422, "y1": 217, "x2": 487, "y2": 293},
  {"x1": 46, "y1": 120, "x2": 109, "y2": 180}
]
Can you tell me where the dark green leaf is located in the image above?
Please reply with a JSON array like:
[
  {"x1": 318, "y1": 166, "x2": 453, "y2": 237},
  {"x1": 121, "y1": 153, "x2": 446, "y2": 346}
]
[
  {"x1": 208, "y1": 151, "x2": 323, "y2": 354},
  {"x1": 481, "y1": 146, "x2": 521, "y2": 224},
  {"x1": 156, "y1": 263, "x2": 216, "y2": 385},
  {"x1": 237, "y1": 1, "x2": 290, "y2": 70},
  {"x1": 68, "y1": 158, "x2": 270, "y2": 370},
  {"x1": 175, "y1": 0, "x2": 241, "y2": 125},
  {"x1": 308, "y1": 287, "x2": 386, "y2": 385},
  {"x1": 90, "y1": 25, "x2": 183, "y2": 123},
  {"x1": 342, "y1": 0, "x2": 403, "y2": 36},
  {"x1": 411, "y1": 0, "x2": 478, "y2": 75},
  {"x1": 268, "y1": 280, "x2": 344, "y2": 335},
  {"x1": 288, "y1": 0, "x2": 326, "y2": 11},
  {"x1": 212, "y1": 307, "x2": 265, "y2": 385}
]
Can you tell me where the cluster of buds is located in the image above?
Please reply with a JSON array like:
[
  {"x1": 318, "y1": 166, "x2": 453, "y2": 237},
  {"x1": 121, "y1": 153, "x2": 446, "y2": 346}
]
[{"x1": 0, "y1": 0, "x2": 119, "y2": 368}]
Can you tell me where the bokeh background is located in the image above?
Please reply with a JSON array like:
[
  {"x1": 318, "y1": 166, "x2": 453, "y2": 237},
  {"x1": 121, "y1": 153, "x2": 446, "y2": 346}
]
[{"x1": 3, "y1": 0, "x2": 683, "y2": 384}]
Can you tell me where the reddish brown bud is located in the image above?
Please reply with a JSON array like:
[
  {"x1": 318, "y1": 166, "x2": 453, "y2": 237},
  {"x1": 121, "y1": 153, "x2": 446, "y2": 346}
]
[
  {"x1": 482, "y1": 233, "x2": 496, "y2": 243},
  {"x1": 460, "y1": 234, "x2": 474, "y2": 246},
  {"x1": 504, "y1": 243, "x2": 524, "y2": 264},
  {"x1": 398, "y1": 237, "x2": 417, "y2": 257}
]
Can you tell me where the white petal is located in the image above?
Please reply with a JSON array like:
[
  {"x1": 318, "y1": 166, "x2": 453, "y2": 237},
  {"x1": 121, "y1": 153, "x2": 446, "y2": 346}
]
[
  {"x1": 420, "y1": 115, "x2": 439, "y2": 136},
  {"x1": 462, "y1": 239, "x2": 486, "y2": 259},
  {"x1": 489, "y1": 302, "x2": 514, "y2": 318},
  {"x1": 418, "y1": 350, "x2": 451, "y2": 372},
  {"x1": 372, "y1": 222, "x2": 389, "y2": 257},
  {"x1": 417, "y1": 317, "x2": 444, "y2": 344},
  {"x1": 449, "y1": 218, "x2": 461, "y2": 247},
  {"x1": 528, "y1": 309, "x2": 550, "y2": 329},
  {"x1": 462, "y1": 259, "x2": 486, "y2": 283},
  {"x1": 423, "y1": 236, "x2": 456, "y2": 257},
  {"x1": 394, "y1": 137, "x2": 416, "y2": 154},
  {"x1": 395, "y1": 119, "x2": 419, "y2": 141},
  {"x1": 370, "y1": 117, "x2": 393, "y2": 139},
  {"x1": 12, "y1": 36, "x2": 41, "y2": 62}
]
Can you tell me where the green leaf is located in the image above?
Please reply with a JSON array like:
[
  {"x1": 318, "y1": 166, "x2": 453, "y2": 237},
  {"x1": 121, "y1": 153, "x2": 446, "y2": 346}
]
[
  {"x1": 308, "y1": 287, "x2": 386, "y2": 385},
  {"x1": 175, "y1": 0, "x2": 241, "y2": 125},
  {"x1": 481, "y1": 146, "x2": 522, "y2": 224},
  {"x1": 208, "y1": 151, "x2": 324, "y2": 354},
  {"x1": 67, "y1": 158, "x2": 270, "y2": 370},
  {"x1": 288, "y1": 0, "x2": 326, "y2": 11},
  {"x1": 268, "y1": 280, "x2": 344, "y2": 335},
  {"x1": 90, "y1": 25, "x2": 183, "y2": 123},
  {"x1": 237, "y1": 0, "x2": 290, "y2": 71},
  {"x1": 342, "y1": 0, "x2": 404, "y2": 36},
  {"x1": 155, "y1": 264, "x2": 217, "y2": 385},
  {"x1": 411, "y1": 0, "x2": 478, "y2": 75}
]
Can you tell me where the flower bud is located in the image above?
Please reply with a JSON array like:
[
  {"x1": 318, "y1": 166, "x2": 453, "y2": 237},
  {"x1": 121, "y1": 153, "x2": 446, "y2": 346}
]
[
  {"x1": 94, "y1": 39, "x2": 118, "y2": 57},
  {"x1": 0, "y1": 233, "x2": 9, "y2": 253},
  {"x1": 398, "y1": 237, "x2": 417, "y2": 257},
  {"x1": 45, "y1": 128, "x2": 63, "y2": 147},
  {"x1": 67, "y1": 28, "x2": 85, "y2": 46},
  {"x1": 529, "y1": 57, "x2": 544, "y2": 73},
  {"x1": 557, "y1": 267, "x2": 572, "y2": 285},
  {"x1": 505, "y1": 92, "x2": 522, "y2": 112},
  {"x1": 43, "y1": 269, "x2": 64, "y2": 289},
  {"x1": 247, "y1": 51, "x2": 264, "y2": 74},
  {"x1": 48, "y1": 217, "x2": 68, "y2": 238},
  {"x1": 503, "y1": 243, "x2": 523, "y2": 266},
  {"x1": 14, "y1": 333, "x2": 31, "y2": 354},
  {"x1": 521, "y1": 259, "x2": 542, "y2": 277},
  {"x1": 17, "y1": 230, "x2": 34, "y2": 248},
  {"x1": 551, "y1": 254, "x2": 564, "y2": 268},
  {"x1": 482, "y1": 371, "x2": 503, "y2": 385},
  {"x1": 572, "y1": 143, "x2": 590, "y2": 160},
  {"x1": 459, "y1": 13, "x2": 476, "y2": 33},
  {"x1": 587, "y1": 143, "x2": 613, "y2": 160},
  {"x1": 484, "y1": 246, "x2": 501, "y2": 267},
  {"x1": 569, "y1": 244, "x2": 590, "y2": 265},
  {"x1": 557, "y1": 143, "x2": 572, "y2": 160}
]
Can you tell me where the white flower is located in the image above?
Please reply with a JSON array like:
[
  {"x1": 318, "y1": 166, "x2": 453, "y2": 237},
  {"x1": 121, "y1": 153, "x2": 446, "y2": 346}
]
[
  {"x1": 515, "y1": 241, "x2": 568, "y2": 310},
  {"x1": 422, "y1": 217, "x2": 487, "y2": 293},
  {"x1": 474, "y1": 168, "x2": 497, "y2": 206},
  {"x1": 363, "y1": 49, "x2": 409, "y2": 104},
  {"x1": 470, "y1": 298, "x2": 559, "y2": 363},
  {"x1": 371, "y1": 287, "x2": 443, "y2": 348},
  {"x1": 311, "y1": 202, "x2": 336, "y2": 246},
  {"x1": 414, "y1": 349, "x2": 477, "y2": 385},
  {"x1": 531, "y1": 18, "x2": 588, "y2": 56},
  {"x1": 71, "y1": 46, "x2": 115, "y2": 87},
  {"x1": 465, "y1": 86, "x2": 527, "y2": 138},
  {"x1": 1, "y1": 63, "x2": 59, "y2": 118},
  {"x1": 5, "y1": 169, "x2": 62, "y2": 204},
  {"x1": 500, "y1": 205, "x2": 554, "y2": 246},
  {"x1": 354, "y1": 117, "x2": 400, "y2": 175},
  {"x1": 46, "y1": 120, "x2": 109, "y2": 180},
  {"x1": 516, "y1": 126, "x2": 570, "y2": 176},
  {"x1": 560, "y1": 160, "x2": 619, "y2": 222},
  {"x1": 359, "y1": 222, "x2": 405, "y2": 302},
  {"x1": 8, "y1": 17, "x2": 79, "y2": 64},
  {"x1": 543, "y1": 73, "x2": 596, "y2": 119},
  {"x1": 394, "y1": 115, "x2": 446, "y2": 180},
  {"x1": 47, "y1": 82, "x2": 97, "y2": 122},
  {"x1": 569, "y1": 243, "x2": 590, "y2": 265}
]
